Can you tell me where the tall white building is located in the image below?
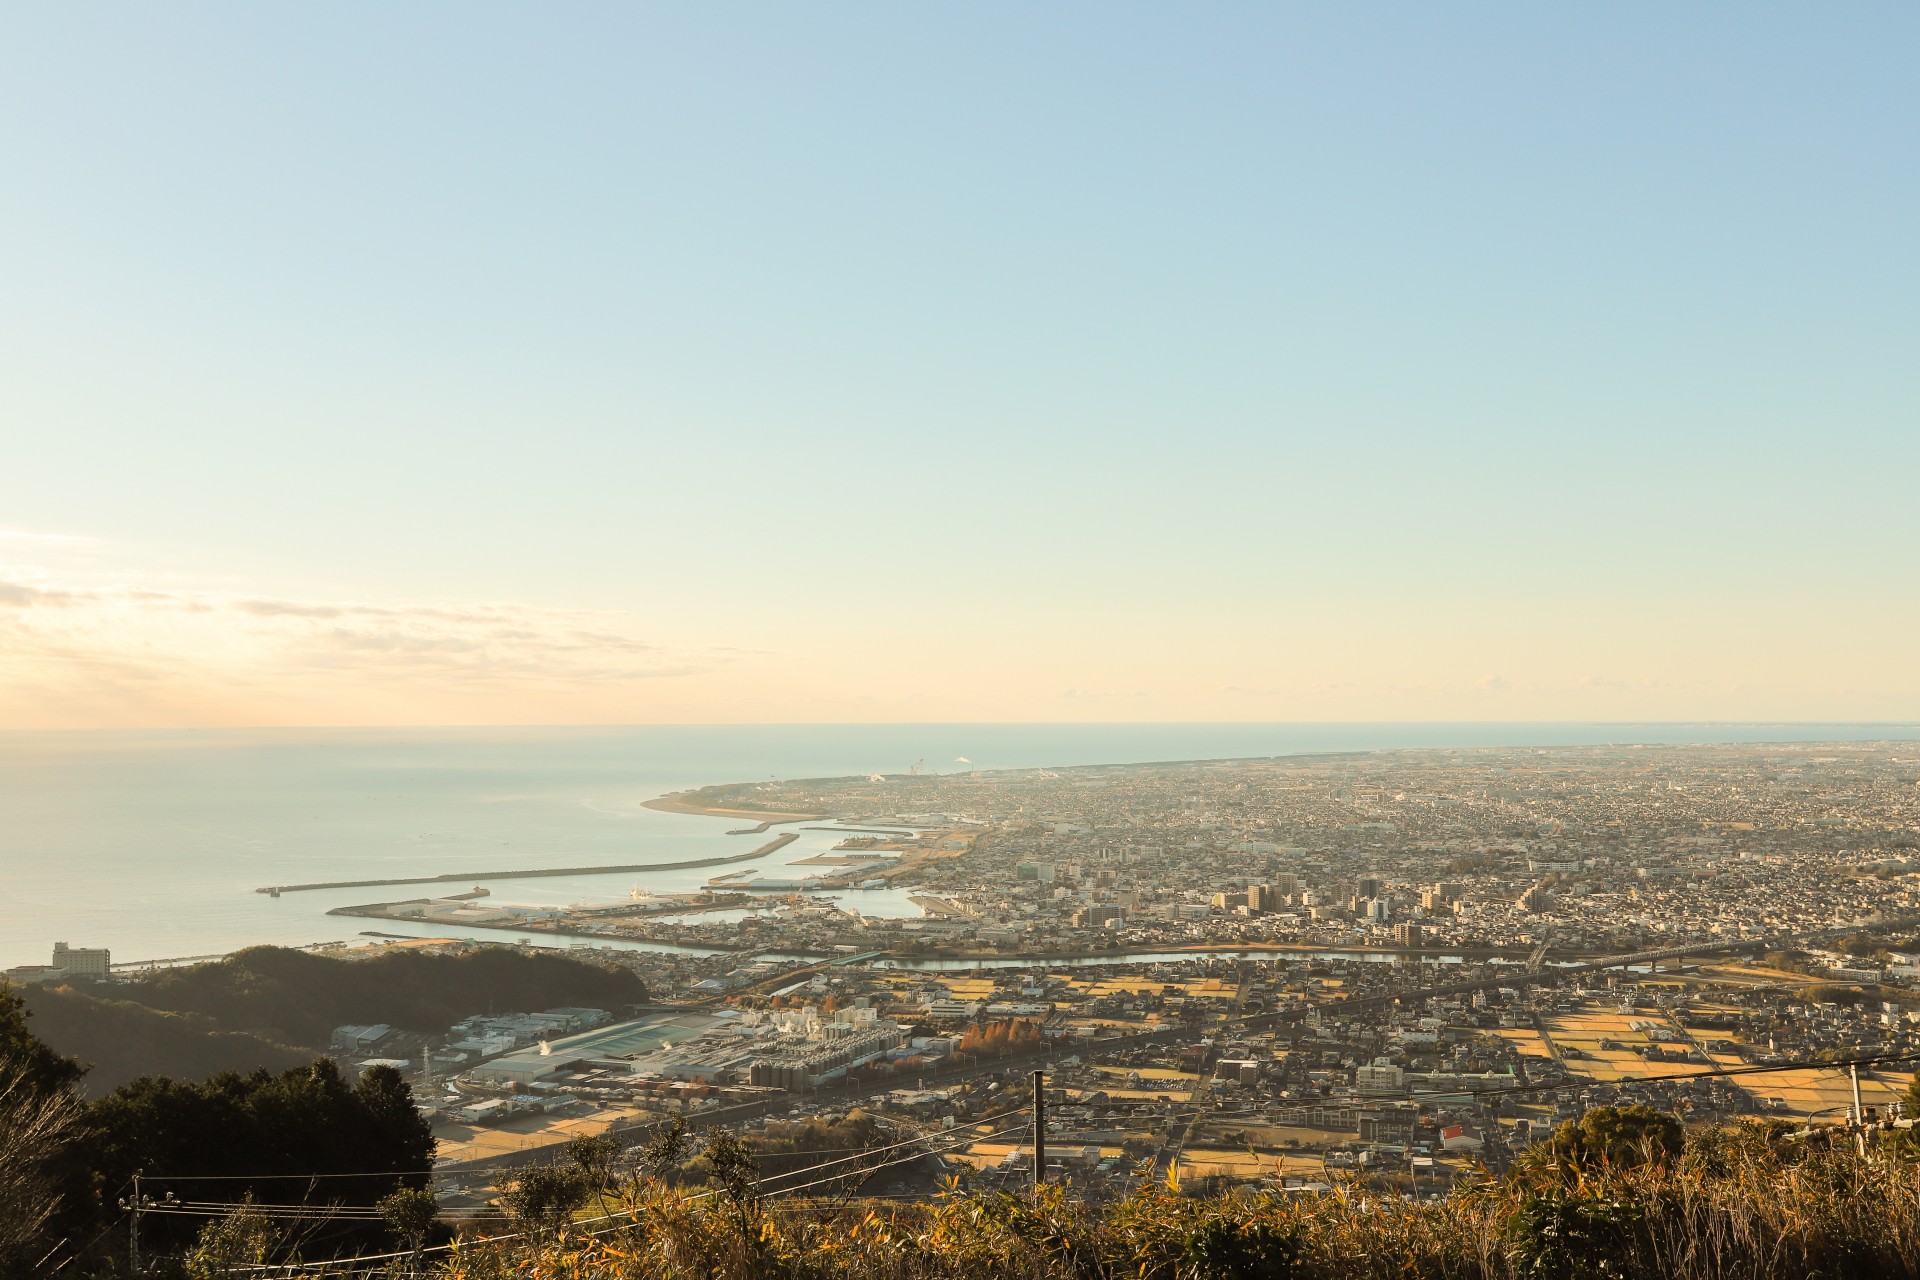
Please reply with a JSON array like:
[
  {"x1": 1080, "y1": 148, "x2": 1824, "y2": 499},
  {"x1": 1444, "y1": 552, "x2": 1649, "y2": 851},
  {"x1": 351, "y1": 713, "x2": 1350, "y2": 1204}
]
[
  {"x1": 1355, "y1": 1058, "x2": 1406, "y2": 1096},
  {"x1": 51, "y1": 942, "x2": 110, "y2": 978}
]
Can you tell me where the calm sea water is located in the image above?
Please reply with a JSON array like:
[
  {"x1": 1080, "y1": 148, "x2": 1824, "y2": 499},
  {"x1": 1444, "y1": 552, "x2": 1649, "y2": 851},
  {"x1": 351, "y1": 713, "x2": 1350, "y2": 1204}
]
[{"x1": 2, "y1": 722, "x2": 1915, "y2": 969}]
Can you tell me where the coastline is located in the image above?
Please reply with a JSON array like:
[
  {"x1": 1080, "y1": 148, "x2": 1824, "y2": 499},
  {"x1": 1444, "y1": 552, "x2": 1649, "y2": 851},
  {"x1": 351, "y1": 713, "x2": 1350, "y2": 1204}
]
[{"x1": 642, "y1": 792, "x2": 823, "y2": 823}]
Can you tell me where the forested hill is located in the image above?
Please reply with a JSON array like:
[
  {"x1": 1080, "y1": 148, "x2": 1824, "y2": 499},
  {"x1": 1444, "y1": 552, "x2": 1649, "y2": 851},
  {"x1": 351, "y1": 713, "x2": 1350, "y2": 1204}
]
[
  {"x1": 19, "y1": 944, "x2": 647, "y2": 1093},
  {"x1": 18, "y1": 985, "x2": 312, "y2": 1094}
]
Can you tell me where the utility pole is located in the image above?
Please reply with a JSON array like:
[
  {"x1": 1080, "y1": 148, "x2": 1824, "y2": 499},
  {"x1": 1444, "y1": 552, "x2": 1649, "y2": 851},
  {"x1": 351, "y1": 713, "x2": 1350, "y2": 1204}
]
[
  {"x1": 1032, "y1": 1069, "x2": 1046, "y2": 1194},
  {"x1": 1852, "y1": 1064, "x2": 1868, "y2": 1156},
  {"x1": 117, "y1": 1172, "x2": 176, "y2": 1277}
]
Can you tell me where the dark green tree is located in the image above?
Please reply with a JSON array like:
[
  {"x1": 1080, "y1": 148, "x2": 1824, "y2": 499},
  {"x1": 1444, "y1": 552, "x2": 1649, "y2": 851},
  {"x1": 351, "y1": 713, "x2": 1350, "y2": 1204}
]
[
  {"x1": 88, "y1": 1059, "x2": 434, "y2": 1258},
  {"x1": 1512, "y1": 1105, "x2": 1684, "y2": 1185},
  {"x1": 501, "y1": 1162, "x2": 588, "y2": 1236},
  {"x1": 0, "y1": 985, "x2": 85, "y2": 1095},
  {"x1": 103, "y1": 946, "x2": 645, "y2": 1050}
]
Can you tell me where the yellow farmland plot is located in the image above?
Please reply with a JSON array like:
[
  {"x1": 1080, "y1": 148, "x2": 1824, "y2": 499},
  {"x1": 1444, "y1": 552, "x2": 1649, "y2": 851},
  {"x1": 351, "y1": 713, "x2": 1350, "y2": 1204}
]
[
  {"x1": 1175, "y1": 1147, "x2": 1306, "y2": 1181},
  {"x1": 1494, "y1": 1028, "x2": 1556, "y2": 1062},
  {"x1": 949, "y1": 1141, "x2": 1129, "y2": 1172},
  {"x1": 1076, "y1": 977, "x2": 1177, "y2": 998},
  {"x1": 1740, "y1": 1066, "x2": 1912, "y2": 1120},
  {"x1": 432, "y1": 1105, "x2": 646, "y2": 1165},
  {"x1": 1543, "y1": 1001, "x2": 1917, "y2": 1119},
  {"x1": 1545, "y1": 1008, "x2": 1702, "y2": 1082},
  {"x1": 1092, "y1": 1066, "x2": 1197, "y2": 1082}
]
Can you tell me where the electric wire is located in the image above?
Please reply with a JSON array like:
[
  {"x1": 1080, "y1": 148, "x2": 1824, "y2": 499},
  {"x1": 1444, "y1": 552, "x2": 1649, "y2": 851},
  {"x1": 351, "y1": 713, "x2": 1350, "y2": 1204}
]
[
  {"x1": 225, "y1": 1121, "x2": 1032, "y2": 1275},
  {"x1": 180, "y1": 1045, "x2": 1920, "y2": 1274}
]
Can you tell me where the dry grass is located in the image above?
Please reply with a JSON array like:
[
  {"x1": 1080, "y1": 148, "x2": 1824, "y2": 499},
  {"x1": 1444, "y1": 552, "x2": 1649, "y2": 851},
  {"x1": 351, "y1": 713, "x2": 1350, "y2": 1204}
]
[{"x1": 417, "y1": 1125, "x2": 1920, "y2": 1280}]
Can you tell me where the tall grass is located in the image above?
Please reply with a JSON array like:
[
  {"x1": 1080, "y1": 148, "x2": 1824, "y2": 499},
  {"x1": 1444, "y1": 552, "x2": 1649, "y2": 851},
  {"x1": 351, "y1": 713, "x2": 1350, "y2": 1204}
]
[{"x1": 406, "y1": 1126, "x2": 1920, "y2": 1280}]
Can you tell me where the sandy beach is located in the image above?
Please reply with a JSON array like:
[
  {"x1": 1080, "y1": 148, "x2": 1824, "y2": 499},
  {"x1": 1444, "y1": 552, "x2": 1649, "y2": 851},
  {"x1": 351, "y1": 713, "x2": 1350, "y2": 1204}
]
[{"x1": 642, "y1": 792, "x2": 823, "y2": 824}]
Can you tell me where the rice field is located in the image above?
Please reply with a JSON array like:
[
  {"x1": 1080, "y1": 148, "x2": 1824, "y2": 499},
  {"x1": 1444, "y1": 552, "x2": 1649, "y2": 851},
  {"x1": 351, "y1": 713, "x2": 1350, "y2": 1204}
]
[{"x1": 1544, "y1": 1001, "x2": 1916, "y2": 1118}]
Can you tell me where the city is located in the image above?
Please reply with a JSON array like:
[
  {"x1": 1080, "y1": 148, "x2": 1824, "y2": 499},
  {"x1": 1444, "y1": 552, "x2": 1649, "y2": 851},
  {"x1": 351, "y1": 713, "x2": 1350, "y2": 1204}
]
[
  {"x1": 20, "y1": 742, "x2": 1920, "y2": 1223},
  {"x1": 5, "y1": 4, "x2": 1915, "y2": 1275}
]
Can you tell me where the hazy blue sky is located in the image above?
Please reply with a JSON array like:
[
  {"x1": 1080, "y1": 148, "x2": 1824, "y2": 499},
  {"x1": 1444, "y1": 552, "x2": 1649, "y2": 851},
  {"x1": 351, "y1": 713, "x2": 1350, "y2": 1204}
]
[{"x1": 2, "y1": 6, "x2": 1916, "y2": 726}]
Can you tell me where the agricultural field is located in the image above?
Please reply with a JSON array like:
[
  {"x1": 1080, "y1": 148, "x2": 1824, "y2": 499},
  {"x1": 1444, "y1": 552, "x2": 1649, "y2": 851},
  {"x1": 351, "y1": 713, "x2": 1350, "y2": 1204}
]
[
  {"x1": 431, "y1": 1104, "x2": 648, "y2": 1164},
  {"x1": 1545, "y1": 1007, "x2": 1703, "y2": 1082},
  {"x1": 1544, "y1": 999, "x2": 1918, "y2": 1118},
  {"x1": 1493, "y1": 1026, "x2": 1556, "y2": 1064}
]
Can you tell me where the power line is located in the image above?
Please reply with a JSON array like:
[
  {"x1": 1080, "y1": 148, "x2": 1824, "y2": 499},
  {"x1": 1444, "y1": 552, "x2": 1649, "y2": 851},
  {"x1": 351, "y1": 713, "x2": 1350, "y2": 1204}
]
[
  {"x1": 46, "y1": 1181, "x2": 134, "y2": 1277},
  {"x1": 149, "y1": 991, "x2": 1920, "y2": 1274},
  {"x1": 752, "y1": 1124, "x2": 1006, "y2": 1188},
  {"x1": 154, "y1": 1048, "x2": 1919, "y2": 1222},
  {"x1": 140, "y1": 1170, "x2": 430, "y2": 1182},
  {"x1": 158, "y1": 1105, "x2": 1191, "y2": 1188},
  {"x1": 1357, "y1": 1045, "x2": 1920, "y2": 1106},
  {"x1": 142, "y1": 1206, "x2": 506, "y2": 1223},
  {"x1": 226, "y1": 1122, "x2": 1032, "y2": 1275},
  {"x1": 142, "y1": 1116, "x2": 1031, "y2": 1188},
  {"x1": 217, "y1": 1040, "x2": 1918, "y2": 1275},
  {"x1": 1108, "y1": 1046, "x2": 1920, "y2": 1129}
]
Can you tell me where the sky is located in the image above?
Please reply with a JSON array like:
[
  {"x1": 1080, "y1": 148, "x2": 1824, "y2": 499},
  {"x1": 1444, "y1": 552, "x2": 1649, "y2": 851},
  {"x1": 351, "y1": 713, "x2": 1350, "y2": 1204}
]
[{"x1": 1, "y1": 6, "x2": 1916, "y2": 728}]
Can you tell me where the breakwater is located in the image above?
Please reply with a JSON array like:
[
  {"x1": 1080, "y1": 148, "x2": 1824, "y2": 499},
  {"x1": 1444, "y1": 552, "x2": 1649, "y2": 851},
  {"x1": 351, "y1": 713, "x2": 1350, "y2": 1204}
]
[{"x1": 254, "y1": 832, "x2": 799, "y2": 894}]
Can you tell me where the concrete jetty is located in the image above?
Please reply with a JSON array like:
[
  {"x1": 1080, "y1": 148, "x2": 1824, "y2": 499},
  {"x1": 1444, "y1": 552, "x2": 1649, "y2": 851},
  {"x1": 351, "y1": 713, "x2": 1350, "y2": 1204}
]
[{"x1": 255, "y1": 832, "x2": 799, "y2": 895}]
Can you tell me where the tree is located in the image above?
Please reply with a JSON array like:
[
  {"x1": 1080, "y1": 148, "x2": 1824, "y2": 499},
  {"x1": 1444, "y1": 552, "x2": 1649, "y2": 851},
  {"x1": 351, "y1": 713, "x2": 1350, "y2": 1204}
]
[
  {"x1": 640, "y1": 1114, "x2": 690, "y2": 1183},
  {"x1": 0, "y1": 985, "x2": 85, "y2": 1095},
  {"x1": 566, "y1": 1133, "x2": 623, "y2": 1198},
  {"x1": 957, "y1": 1018, "x2": 1043, "y2": 1058},
  {"x1": 352, "y1": 1064, "x2": 436, "y2": 1176},
  {"x1": 501, "y1": 1162, "x2": 588, "y2": 1236},
  {"x1": 0, "y1": 985, "x2": 87, "y2": 1280},
  {"x1": 87, "y1": 1059, "x2": 435, "y2": 1257},
  {"x1": 702, "y1": 1128, "x2": 760, "y2": 1225},
  {"x1": 1512, "y1": 1105, "x2": 1683, "y2": 1184},
  {"x1": 103, "y1": 946, "x2": 646, "y2": 1050},
  {"x1": 377, "y1": 1186, "x2": 439, "y2": 1269},
  {"x1": 184, "y1": 1199, "x2": 278, "y2": 1280},
  {"x1": 0, "y1": 1054, "x2": 86, "y2": 1279},
  {"x1": 1902, "y1": 1073, "x2": 1920, "y2": 1126}
]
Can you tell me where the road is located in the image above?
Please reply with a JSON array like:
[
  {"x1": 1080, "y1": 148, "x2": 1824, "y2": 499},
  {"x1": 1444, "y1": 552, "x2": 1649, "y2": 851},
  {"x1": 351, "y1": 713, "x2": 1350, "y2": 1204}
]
[
  {"x1": 1150, "y1": 1047, "x2": 1218, "y2": 1180},
  {"x1": 444, "y1": 913, "x2": 1920, "y2": 1177}
]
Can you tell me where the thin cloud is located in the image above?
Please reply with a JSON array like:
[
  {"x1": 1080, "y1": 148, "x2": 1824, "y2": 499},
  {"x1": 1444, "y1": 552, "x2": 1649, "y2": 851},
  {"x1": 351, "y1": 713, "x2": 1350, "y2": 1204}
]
[
  {"x1": 0, "y1": 552, "x2": 736, "y2": 727},
  {"x1": 0, "y1": 581, "x2": 80, "y2": 607},
  {"x1": 236, "y1": 599, "x2": 347, "y2": 619},
  {"x1": 0, "y1": 529, "x2": 95, "y2": 547}
]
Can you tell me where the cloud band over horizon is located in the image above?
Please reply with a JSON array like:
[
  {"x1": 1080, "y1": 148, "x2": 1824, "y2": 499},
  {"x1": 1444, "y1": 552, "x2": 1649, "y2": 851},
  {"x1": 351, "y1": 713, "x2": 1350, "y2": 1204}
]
[{"x1": 3, "y1": 531, "x2": 1915, "y2": 730}]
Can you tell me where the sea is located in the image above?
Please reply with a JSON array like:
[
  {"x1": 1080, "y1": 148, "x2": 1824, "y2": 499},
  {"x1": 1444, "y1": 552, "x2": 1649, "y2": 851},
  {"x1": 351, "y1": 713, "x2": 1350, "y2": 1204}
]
[{"x1": 3, "y1": 722, "x2": 1917, "y2": 970}]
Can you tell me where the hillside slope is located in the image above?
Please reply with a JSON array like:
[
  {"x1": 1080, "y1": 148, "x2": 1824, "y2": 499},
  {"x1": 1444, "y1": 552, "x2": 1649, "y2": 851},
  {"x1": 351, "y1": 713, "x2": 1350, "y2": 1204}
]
[
  {"x1": 20, "y1": 984, "x2": 311, "y2": 1094},
  {"x1": 17, "y1": 944, "x2": 648, "y2": 1093}
]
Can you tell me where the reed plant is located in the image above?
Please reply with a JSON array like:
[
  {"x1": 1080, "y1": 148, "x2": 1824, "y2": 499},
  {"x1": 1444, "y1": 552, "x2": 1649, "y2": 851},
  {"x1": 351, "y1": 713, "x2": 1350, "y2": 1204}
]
[{"x1": 401, "y1": 1117, "x2": 1920, "y2": 1280}]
